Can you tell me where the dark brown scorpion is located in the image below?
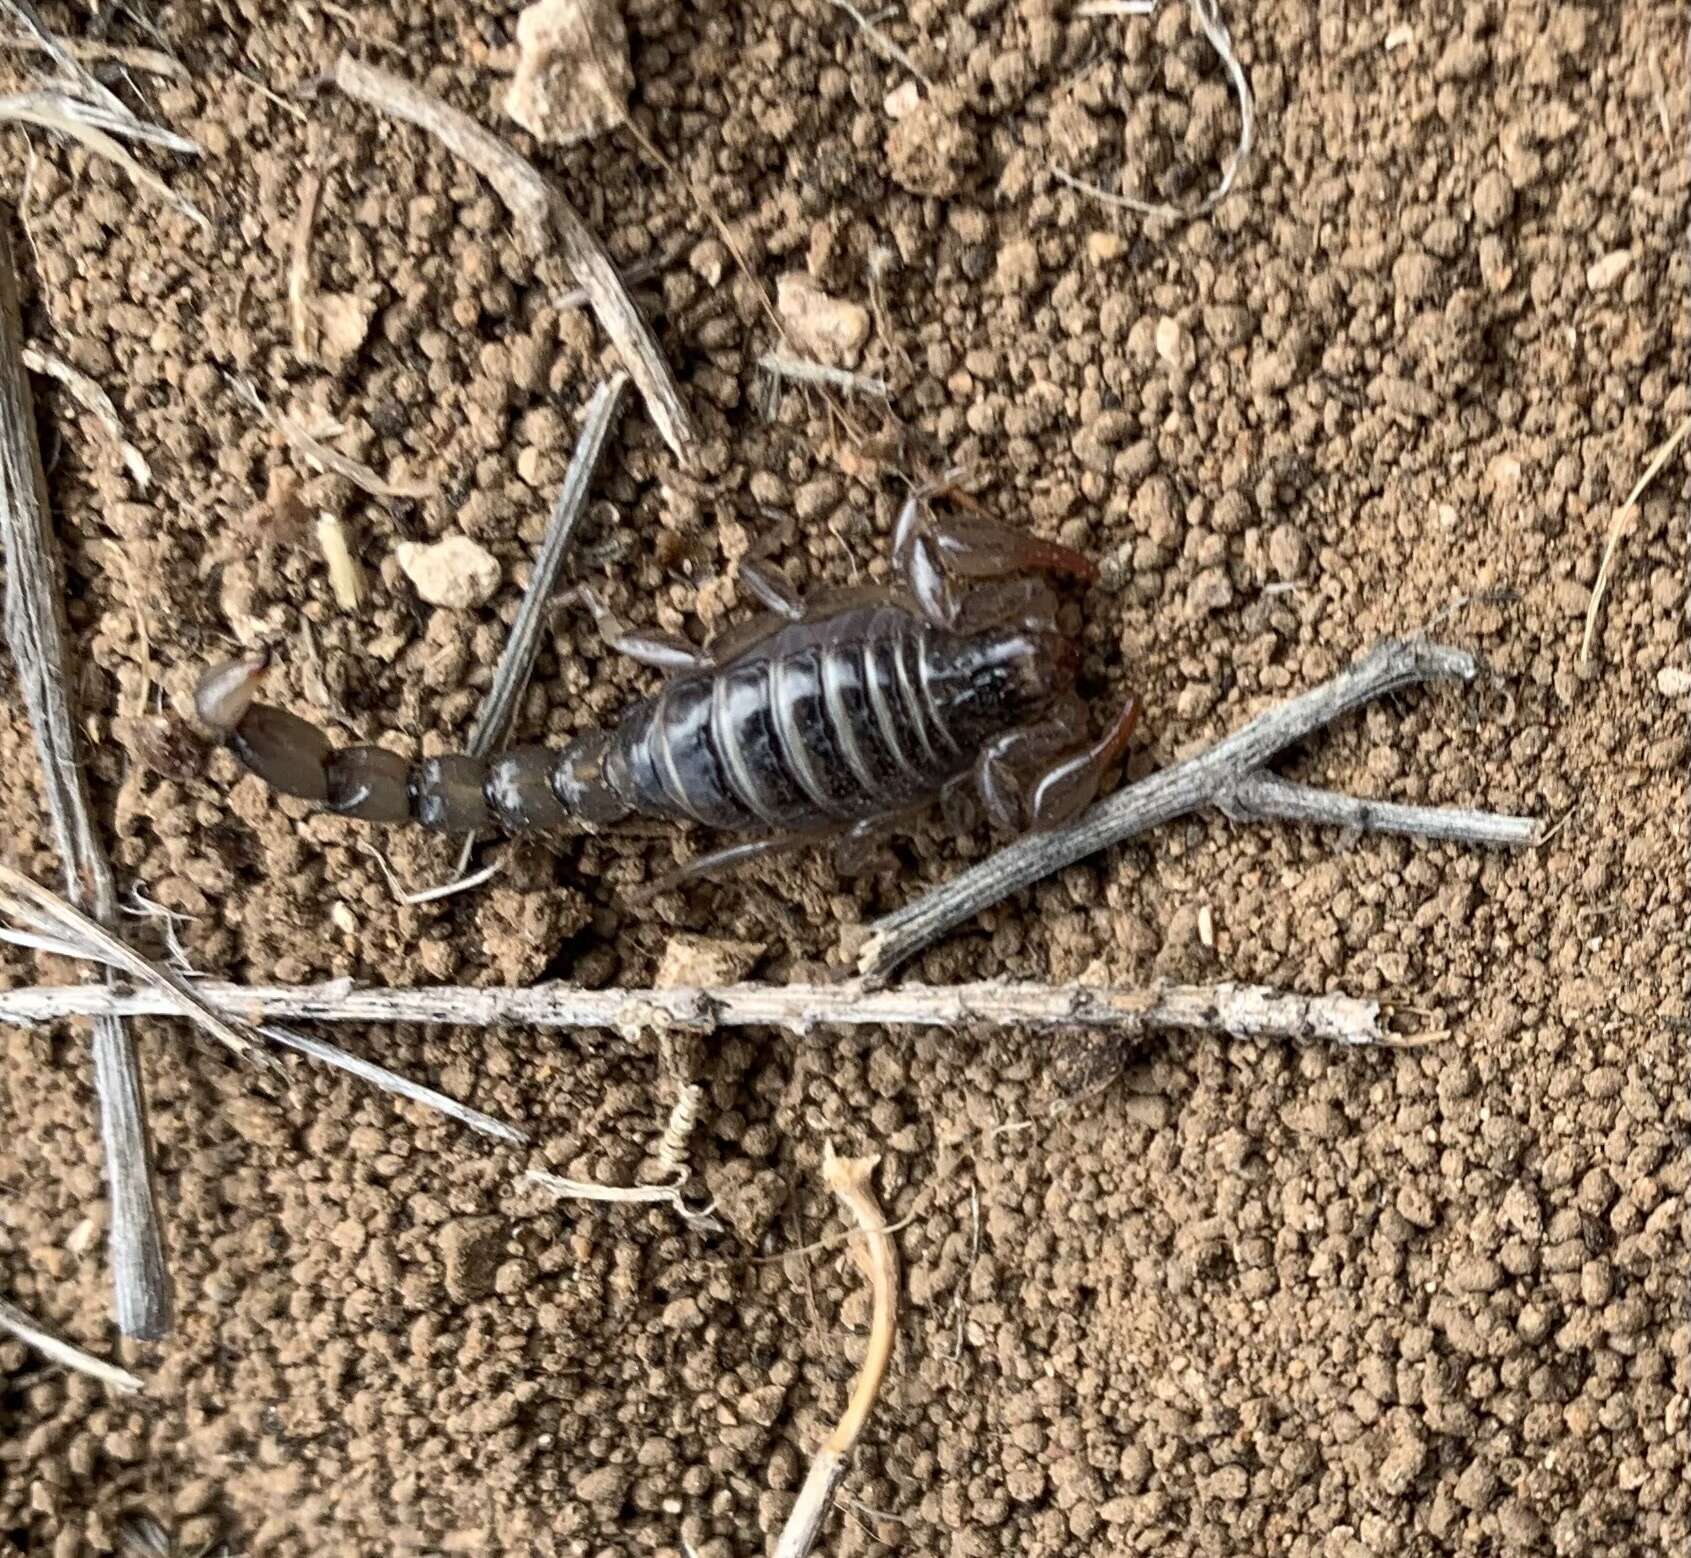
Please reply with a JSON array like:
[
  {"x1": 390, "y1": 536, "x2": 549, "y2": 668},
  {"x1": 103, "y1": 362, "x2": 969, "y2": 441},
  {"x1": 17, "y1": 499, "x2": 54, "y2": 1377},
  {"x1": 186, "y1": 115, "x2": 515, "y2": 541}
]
[{"x1": 195, "y1": 485, "x2": 1140, "y2": 888}]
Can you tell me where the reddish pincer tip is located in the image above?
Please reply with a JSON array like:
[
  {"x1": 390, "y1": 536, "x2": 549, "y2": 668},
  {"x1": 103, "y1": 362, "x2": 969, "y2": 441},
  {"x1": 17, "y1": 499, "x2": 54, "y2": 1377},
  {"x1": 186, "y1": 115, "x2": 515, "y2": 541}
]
[{"x1": 194, "y1": 650, "x2": 270, "y2": 736}]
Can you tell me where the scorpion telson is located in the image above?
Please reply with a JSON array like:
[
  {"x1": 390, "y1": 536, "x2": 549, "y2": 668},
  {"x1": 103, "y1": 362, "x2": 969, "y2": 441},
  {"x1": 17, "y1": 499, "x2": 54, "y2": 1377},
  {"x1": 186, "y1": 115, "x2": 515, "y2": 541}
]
[{"x1": 196, "y1": 489, "x2": 1141, "y2": 887}]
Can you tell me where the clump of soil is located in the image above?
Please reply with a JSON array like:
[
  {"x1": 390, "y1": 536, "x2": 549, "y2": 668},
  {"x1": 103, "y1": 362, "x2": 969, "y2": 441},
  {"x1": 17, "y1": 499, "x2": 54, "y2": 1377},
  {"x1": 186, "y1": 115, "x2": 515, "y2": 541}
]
[{"x1": 1, "y1": 0, "x2": 1686, "y2": 1554}]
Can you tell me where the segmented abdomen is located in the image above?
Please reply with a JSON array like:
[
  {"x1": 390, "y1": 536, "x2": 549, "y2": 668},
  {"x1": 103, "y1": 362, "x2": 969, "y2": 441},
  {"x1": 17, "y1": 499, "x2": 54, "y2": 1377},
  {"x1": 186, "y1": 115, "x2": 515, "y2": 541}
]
[{"x1": 606, "y1": 611, "x2": 964, "y2": 833}]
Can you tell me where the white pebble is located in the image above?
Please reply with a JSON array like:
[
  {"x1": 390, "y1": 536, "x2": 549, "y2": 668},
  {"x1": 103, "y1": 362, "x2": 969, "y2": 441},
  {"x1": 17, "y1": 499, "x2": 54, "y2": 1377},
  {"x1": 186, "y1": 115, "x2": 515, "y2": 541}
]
[
  {"x1": 1586, "y1": 249, "x2": 1633, "y2": 292},
  {"x1": 395, "y1": 535, "x2": 502, "y2": 609}
]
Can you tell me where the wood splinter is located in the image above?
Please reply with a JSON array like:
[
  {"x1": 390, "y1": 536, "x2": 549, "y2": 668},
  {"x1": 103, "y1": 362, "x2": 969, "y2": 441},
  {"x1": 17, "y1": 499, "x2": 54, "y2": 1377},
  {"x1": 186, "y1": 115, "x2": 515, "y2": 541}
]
[{"x1": 774, "y1": 1143, "x2": 899, "y2": 1558}]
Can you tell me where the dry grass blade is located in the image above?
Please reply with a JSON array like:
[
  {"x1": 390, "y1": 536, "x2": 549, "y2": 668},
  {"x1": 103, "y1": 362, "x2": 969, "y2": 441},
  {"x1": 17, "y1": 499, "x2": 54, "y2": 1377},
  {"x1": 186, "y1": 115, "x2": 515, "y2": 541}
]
[
  {"x1": 231, "y1": 377, "x2": 433, "y2": 500},
  {"x1": 331, "y1": 54, "x2": 696, "y2": 464},
  {"x1": 1579, "y1": 412, "x2": 1691, "y2": 668},
  {"x1": 0, "y1": 33, "x2": 186, "y2": 79},
  {"x1": 821, "y1": 0, "x2": 932, "y2": 89},
  {"x1": 525, "y1": 1168, "x2": 722, "y2": 1232},
  {"x1": 0, "y1": 862, "x2": 270, "y2": 1067},
  {"x1": 314, "y1": 513, "x2": 365, "y2": 611},
  {"x1": 759, "y1": 354, "x2": 889, "y2": 399},
  {"x1": 0, "y1": 1296, "x2": 144, "y2": 1393},
  {"x1": 22, "y1": 343, "x2": 150, "y2": 488},
  {"x1": 0, "y1": 219, "x2": 171, "y2": 1338},
  {"x1": 0, "y1": 91, "x2": 208, "y2": 228},
  {"x1": 260, "y1": 1026, "x2": 528, "y2": 1145},
  {"x1": 464, "y1": 373, "x2": 628, "y2": 757},
  {"x1": 287, "y1": 172, "x2": 324, "y2": 360},
  {"x1": 1055, "y1": 0, "x2": 1255, "y2": 221}
]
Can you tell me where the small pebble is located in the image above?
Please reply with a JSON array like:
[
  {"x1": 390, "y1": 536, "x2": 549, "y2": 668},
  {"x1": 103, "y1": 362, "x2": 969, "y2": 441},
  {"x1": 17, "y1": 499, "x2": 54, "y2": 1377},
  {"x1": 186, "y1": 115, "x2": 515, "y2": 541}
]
[
  {"x1": 775, "y1": 273, "x2": 870, "y2": 366},
  {"x1": 395, "y1": 535, "x2": 502, "y2": 609},
  {"x1": 1656, "y1": 666, "x2": 1691, "y2": 697},
  {"x1": 1586, "y1": 249, "x2": 1633, "y2": 292}
]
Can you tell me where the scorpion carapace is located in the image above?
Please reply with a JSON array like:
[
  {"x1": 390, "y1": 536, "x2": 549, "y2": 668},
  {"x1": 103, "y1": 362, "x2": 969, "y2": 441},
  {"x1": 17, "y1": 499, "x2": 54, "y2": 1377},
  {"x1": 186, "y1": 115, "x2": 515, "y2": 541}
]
[{"x1": 196, "y1": 487, "x2": 1141, "y2": 885}]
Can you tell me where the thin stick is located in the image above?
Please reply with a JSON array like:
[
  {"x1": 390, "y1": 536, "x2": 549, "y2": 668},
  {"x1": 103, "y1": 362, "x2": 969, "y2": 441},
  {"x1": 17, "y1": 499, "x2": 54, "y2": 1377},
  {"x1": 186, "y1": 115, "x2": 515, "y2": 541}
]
[
  {"x1": 856, "y1": 639, "x2": 1539, "y2": 981},
  {"x1": 821, "y1": 0, "x2": 933, "y2": 89},
  {"x1": 1219, "y1": 772, "x2": 1540, "y2": 848},
  {"x1": 1055, "y1": 0, "x2": 1255, "y2": 221},
  {"x1": 774, "y1": 1144, "x2": 899, "y2": 1558},
  {"x1": 22, "y1": 343, "x2": 150, "y2": 488},
  {"x1": 260, "y1": 1026, "x2": 528, "y2": 1145},
  {"x1": 464, "y1": 374, "x2": 628, "y2": 757},
  {"x1": 0, "y1": 221, "x2": 171, "y2": 1339},
  {"x1": 0, "y1": 976, "x2": 1419, "y2": 1048},
  {"x1": 1580, "y1": 412, "x2": 1691, "y2": 668},
  {"x1": 331, "y1": 54, "x2": 696, "y2": 465},
  {"x1": 0, "y1": 1296, "x2": 144, "y2": 1393},
  {"x1": 759, "y1": 354, "x2": 889, "y2": 399},
  {"x1": 0, "y1": 33, "x2": 186, "y2": 78},
  {"x1": 287, "y1": 171, "x2": 324, "y2": 360}
]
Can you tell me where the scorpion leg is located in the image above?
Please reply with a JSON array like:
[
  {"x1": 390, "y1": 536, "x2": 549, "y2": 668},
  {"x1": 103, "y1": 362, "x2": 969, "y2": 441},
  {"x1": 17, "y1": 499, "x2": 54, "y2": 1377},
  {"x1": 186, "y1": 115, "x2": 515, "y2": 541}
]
[
  {"x1": 973, "y1": 714, "x2": 1079, "y2": 831},
  {"x1": 1026, "y1": 694, "x2": 1142, "y2": 830},
  {"x1": 632, "y1": 833, "x2": 813, "y2": 901},
  {"x1": 581, "y1": 585, "x2": 711, "y2": 675},
  {"x1": 738, "y1": 559, "x2": 806, "y2": 621}
]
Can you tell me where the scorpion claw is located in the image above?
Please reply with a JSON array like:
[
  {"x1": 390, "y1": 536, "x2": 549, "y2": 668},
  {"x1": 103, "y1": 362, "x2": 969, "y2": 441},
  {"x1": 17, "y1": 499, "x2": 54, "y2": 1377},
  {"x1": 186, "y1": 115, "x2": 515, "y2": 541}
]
[{"x1": 194, "y1": 650, "x2": 270, "y2": 736}]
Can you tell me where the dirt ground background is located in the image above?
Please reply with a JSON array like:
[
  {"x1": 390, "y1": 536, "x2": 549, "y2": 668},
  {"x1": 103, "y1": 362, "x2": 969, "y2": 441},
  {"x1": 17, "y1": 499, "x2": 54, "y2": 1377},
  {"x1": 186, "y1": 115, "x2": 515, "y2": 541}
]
[{"x1": 1, "y1": 0, "x2": 1687, "y2": 1552}]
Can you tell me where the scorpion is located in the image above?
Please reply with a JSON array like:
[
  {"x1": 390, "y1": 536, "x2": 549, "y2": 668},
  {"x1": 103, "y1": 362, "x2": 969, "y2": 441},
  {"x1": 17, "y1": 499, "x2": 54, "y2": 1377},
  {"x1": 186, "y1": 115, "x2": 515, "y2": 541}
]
[{"x1": 195, "y1": 485, "x2": 1141, "y2": 889}]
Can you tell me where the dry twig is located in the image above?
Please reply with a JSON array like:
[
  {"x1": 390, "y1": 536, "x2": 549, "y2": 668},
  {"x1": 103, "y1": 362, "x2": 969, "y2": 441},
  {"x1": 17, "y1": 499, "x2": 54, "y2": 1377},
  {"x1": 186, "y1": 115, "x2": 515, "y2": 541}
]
[
  {"x1": 0, "y1": 222, "x2": 171, "y2": 1339},
  {"x1": 331, "y1": 54, "x2": 696, "y2": 464},
  {"x1": 464, "y1": 373, "x2": 629, "y2": 756},
  {"x1": 855, "y1": 639, "x2": 1541, "y2": 982},
  {"x1": 759, "y1": 354, "x2": 889, "y2": 399},
  {"x1": 0, "y1": 1296, "x2": 144, "y2": 1393},
  {"x1": 0, "y1": 32, "x2": 186, "y2": 79},
  {"x1": 287, "y1": 171, "x2": 324, "y2": 360},
  {"x1": 1579, "y1": 412, "x2": 1691, "y2": 668},
  {"x1": 0, "y1": 975, "x2": 1422, "y2": 1048},
  {"x1": 525, "y1": 1168, "x2": 721, "y2": 1232},
  {"x1": 821, "y1": 0, "x2": 932, "y2": 89},
  {"x1": 1055, "y1": 0, "x2": 1254, "y2": 221},
  {"x1": 22, "y1": 342, "x2": 150, "y2": 488},
  {"x1": 774, "y1": 1144, "x2": 899, "y2": 1558}
]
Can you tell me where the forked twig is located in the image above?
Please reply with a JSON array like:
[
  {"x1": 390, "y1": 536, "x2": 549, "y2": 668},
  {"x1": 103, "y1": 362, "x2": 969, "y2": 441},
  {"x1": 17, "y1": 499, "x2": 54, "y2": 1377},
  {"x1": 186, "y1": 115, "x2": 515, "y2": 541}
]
[
  {"x1": 22, "y1": 343, "x2": 150, "y2": 488},
  {"x1": 0, "y1": 221, "x2": 171, "y2": 1339},
  {"x1": 855, "y1": 639, "x2": 1541, "y2": 982},
  {"x1": 0, "y1": 1296, "x2": 144, "y2": 1393},
  {"x1": 331, "y1": 54, "x2": 696, "y2": 464}
]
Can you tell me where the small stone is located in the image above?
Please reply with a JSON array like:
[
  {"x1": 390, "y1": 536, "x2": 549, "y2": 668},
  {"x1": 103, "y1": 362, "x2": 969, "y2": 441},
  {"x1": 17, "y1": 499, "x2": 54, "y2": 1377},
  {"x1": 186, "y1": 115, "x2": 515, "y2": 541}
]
[
  {"x1": 775, "y1": 273, "x2": 870, "y2": 366},
  {"x1": 1378, "y1": 1427, "x2": 1427, "y2": 1497},
  {"x1": 1185, "y1": 566, "x2": 1233, "y2": 616},
  {"x1": 1473, "y1": 170, "x2": 1514, "y2": 231},
  {"x1": 312, "y1": 292, "x2": 375, "y2": 367},
  {"x1": 1266, "y1": 523, "x2": 1307, "y2": 580},
  {"x1": 886, "y1": 89, "x2": 978, "y2": 196},
  {"x1": 1087, "y1": 231, "x2": 1125, "y2": 264},
  {"x1": 883, "y1": 79, "x2": 920, "y2": 119},
  {"x1": 654, "y1": 934, "x2": 765, "y2": 989},
  {"x1": 1656, "y1": 666, "x2": 1691, "y2": 697},
  {"x1": 439, "y1": 1216, "x2": 505, "y2": 1302},
  {"x1": 395, "y1": 535, "x2": 502, "y2": 608},
  {"x1": 575, "y1": 1464, "x2": 632, "y2": 1515},
  {"x1": 1586, "y1": 249, "x2": 1633, "y2": 292},
  {"x1": 1154, "y1": 316, "x2": 1195, "y2": 372},
  {"x1": 504, "y1": 0, "x2": 632, "y2": 146}
]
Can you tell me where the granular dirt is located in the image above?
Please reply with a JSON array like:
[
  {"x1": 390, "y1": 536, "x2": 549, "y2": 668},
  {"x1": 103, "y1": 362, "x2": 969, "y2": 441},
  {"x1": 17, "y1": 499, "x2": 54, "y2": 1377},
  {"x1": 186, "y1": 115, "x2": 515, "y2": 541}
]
[{"x1": 1, "y1": 1, "x2": 1686, "y2": 1554}]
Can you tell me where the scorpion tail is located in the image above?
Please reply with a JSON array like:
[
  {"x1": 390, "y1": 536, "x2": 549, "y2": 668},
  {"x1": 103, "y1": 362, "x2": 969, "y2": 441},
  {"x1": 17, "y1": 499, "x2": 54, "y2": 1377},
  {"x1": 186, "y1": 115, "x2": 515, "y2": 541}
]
[{"x1": 194, "y1": 653, "x2": 631, "y2": 834}]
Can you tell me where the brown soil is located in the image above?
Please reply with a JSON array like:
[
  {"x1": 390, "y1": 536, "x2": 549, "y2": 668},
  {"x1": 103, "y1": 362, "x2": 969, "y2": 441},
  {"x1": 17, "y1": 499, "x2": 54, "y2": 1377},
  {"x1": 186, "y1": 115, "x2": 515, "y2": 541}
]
[{"x1": 2, "y1": 1, "x2": 1687, "y2": 1553}]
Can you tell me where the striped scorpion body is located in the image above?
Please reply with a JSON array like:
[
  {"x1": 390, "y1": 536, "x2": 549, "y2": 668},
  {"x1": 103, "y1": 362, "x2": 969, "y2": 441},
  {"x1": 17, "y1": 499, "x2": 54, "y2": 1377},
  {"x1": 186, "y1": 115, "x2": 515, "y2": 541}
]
[{"x1": 196, "y1": 487, "x2": 1140, "y2": 889}]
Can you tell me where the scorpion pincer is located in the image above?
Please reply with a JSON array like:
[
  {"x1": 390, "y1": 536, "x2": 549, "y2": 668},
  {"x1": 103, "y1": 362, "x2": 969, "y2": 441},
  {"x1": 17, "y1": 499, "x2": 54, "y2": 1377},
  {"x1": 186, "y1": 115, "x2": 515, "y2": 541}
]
[{"x1": 195, "y1": 487, "x2": 1141, "y2": 887}]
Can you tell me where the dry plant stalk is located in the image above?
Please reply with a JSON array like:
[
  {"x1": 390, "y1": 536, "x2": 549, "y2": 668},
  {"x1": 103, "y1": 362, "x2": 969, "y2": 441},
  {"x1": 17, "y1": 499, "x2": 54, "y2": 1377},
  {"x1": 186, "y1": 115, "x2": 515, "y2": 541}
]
[
  {"x1": 0, "y1": 91, "x2": 207, "y2": 229},
  {"x1": 525, "y1": 1168, "x2": 722, "y2": 1231},
  {"x1": 774, "y1": 1144, "x2": 899, "y2": 1558},
  {"x1": 22, "y1": 343, "x2": 150, "y2": 488},
  {"x1": 1056, "y1": 0, "x2": 1254, "y2": 221},
  {"x1": 855, "y1": 638, "x2": 1541, "y2": 980},
  {"x1": 288, "y1": 171, "x2": 325, "y2": 360},
  {"x1": 331, "y1": 54, "x2": 696, "y2": 464},
  {"x1": 0, "y1": 220, "x2": 171, "y2": 1339},
  {"x1": 314, "y1": 513, "x2": 365, "y2": 611},
  {"x1": 231, "y1": 377, "x2": 433, "y2": 500},
  {"x1": 1579, "y1": 412, "x2": 1691, "y2": 668},
  {"x1": 0, "y1": 974, "x2": 1430, "y2": 1048},
  {"x1": 0, "y1": 1296, "x2": 144, "y2": 1393},
  {"x1": 759, "y1": 353, "x2": 889, "y2": 399}
]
